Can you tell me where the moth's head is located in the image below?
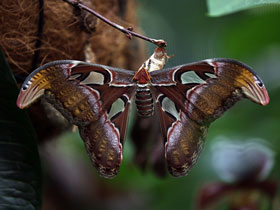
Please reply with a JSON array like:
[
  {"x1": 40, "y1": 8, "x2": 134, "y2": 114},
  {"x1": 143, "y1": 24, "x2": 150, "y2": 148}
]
[
  {"x1": 17, "y1": 72, "x2": 49, "y2": 109},
  {"x1": 154, "y1": 46, "x2": 167, "y2": 59},
  {"x1": 240, "y1": 72, "x2": 269, "y2": 106}
]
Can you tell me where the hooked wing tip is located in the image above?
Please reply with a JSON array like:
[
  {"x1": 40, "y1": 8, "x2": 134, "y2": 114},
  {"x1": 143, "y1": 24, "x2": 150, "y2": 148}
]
[
  {"x1": 239, "y1": 72, "x2": 270, "y2": 106},
  {"x1": 16, "y1": 91, "x2": 26, "y2": 109},
  {"x1": 242, "y1": 83, "x2": 270, "y2": 107},
  {"x1": 261, "y1": 87, "x2": 270, "y2": 106},
  {"x1": 16, "y1": 87, "x2": 45, "y2": 109}
]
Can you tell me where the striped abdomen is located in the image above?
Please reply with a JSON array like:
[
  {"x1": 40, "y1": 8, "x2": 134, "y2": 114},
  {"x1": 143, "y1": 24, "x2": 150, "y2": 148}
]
[{"x1": 135, "y1": 85, "x2": 154, "y2": 117}]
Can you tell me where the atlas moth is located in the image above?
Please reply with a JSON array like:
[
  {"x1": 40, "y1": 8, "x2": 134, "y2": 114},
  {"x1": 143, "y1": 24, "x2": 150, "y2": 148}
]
[{"x1": 17, "y1": 46, "x2": 269, "y2": 178}]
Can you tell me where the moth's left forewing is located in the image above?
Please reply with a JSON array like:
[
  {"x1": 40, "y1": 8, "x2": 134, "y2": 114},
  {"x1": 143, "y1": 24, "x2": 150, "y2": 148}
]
[{"x1": 151, "y1": 59, "x2": 269, "y2": 177}]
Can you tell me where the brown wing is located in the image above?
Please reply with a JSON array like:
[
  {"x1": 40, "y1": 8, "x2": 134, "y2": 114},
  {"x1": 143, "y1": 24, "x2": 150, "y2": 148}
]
[
  {"x1": 151, "y1": 58, "x2": 269, "y2": 177},
  {"x1": 17, "y1": 60, "x2": 136, "y2": 178}
]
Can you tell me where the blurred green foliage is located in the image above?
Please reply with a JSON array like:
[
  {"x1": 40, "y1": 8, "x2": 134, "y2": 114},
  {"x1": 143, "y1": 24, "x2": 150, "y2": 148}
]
[{"x1": 207, "y1": 0, "x2": 280, "y2": 17}]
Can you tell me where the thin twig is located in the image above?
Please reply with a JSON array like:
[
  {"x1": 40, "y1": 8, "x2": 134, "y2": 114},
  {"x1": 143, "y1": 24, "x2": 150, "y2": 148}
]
[{"x1": 62, "y1": 0, "x2": 167, "y2": 47}]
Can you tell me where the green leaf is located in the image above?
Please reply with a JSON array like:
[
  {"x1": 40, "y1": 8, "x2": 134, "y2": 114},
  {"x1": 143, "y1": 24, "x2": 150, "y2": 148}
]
[
  {"x1": 0, "y1": 50, "x2": 42, "y2": 209},
  {"x1": 207, "y1": 0, "x2": 280, "y2": 17}
]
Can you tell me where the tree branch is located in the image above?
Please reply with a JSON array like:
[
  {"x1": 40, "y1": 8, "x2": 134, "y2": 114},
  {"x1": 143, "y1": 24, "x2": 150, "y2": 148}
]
[{"x1": 62, "y1": 0, "x2": 167, "y2": 47}]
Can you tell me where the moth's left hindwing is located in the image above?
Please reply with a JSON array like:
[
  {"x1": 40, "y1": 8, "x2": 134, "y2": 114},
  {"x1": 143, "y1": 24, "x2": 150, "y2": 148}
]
[
  {"x1": 17, "y1": 60, "x2": 136, "y2": 178},
  {"x1": 151, "y1": 58, "x2": 269, "y2": 177}
]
